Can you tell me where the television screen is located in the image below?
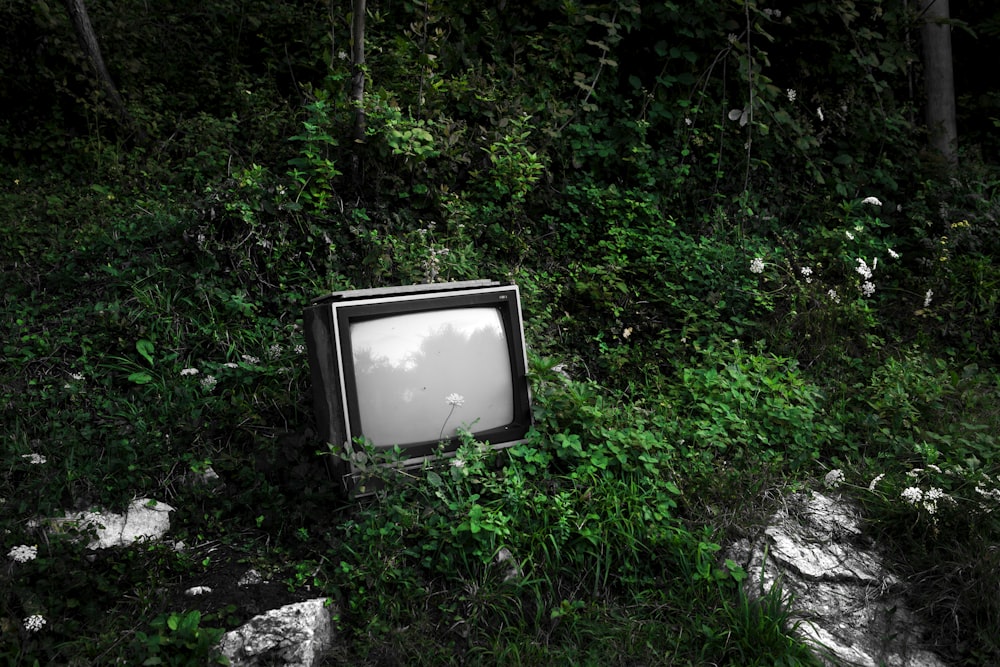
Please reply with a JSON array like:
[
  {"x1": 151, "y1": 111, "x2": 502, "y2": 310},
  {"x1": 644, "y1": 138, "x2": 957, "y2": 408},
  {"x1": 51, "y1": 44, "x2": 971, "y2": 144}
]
[
  {"x1": 304, "y1": 280, "x2": 532, "y2": 495},
  {"x1": 349, "y1": 307, "x2": 515, "y2": 447}
]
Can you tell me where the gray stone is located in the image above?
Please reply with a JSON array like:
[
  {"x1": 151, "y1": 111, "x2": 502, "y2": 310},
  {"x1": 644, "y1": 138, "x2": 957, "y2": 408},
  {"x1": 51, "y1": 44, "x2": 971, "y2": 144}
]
[
  {"x1": 742, "y1": 491, "x2": 946, "y2": 667},
  {"x1": 218, "y1": 598, "x2": 334, "y2": 667},
  {"x1": 47, "y1": 498, "x2": 174, "y2": 549}
]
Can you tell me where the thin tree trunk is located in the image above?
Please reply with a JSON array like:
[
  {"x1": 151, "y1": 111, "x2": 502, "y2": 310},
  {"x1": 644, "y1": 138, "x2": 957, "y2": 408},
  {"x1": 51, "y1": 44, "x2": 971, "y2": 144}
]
[
  {"x1": 63, "y1": 0, "x2": 147, "y2": 144},
  {"x1": 920, "y1": 0, "x2": 957, "y2": 166},
  {"x1": 348, "y1": 0, "x2": 367, "y2": 186}
]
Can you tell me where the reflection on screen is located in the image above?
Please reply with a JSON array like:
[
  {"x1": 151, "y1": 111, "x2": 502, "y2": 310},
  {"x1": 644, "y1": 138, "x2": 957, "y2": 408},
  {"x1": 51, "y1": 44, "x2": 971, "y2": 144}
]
[{"x1": 350, "y1": 308, "x2": 514, "y2": 447}]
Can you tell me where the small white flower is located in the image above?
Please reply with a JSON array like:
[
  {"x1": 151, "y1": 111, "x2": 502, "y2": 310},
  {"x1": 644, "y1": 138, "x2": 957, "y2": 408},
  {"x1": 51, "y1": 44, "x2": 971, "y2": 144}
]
[
  {"x1": 8, "y1": 544, "x2": 37, "y2": 563},
  {"x1": 23, "y1": 614, "x2": 46, "y2": 632},
  {"x1": 180, "y1": 368, "x2": 200, "y2": 376},
  {"x1": 845, "y1": 230, "x2": 855, "y2": 240},
  {"x1": 862, "y1": 196, "x2": 883, "y2": 207},
  {"x1": 200, "y1": 375, "x2": 217, "y2": 391},
  {"x1": 923, "y1": 289, "x2": 934, "y2": 308},
  {"x1": 749, "y1": 257, "x2": 765, "y2": 274},
  {"x1": 70, "y1": 372, "x2": 84, "y2": 381},
  {"x1": 855, "y1": 258, "x2": 873, "y2": 280},
  {"x1": 294, "y1": 344, "x2": 305, "y2": 355},
  {"x1": 21, "y1": 453, "x2": 46, "y2": 465},
  {"x1": 816, "y1": 107, "x2": 824, "y2": 121},
  {"x1": 868, "y1": 473, "x2": 885, "y2": 491},
  {"x1": 684, "y1": 117, "x2": 693, "y2": 126},
  {"x1": 223, "y1": 362, "x2": 239, "y2": 369},
  {"x1": 241, "y1": 354, "x2": 260, "y2": 364},
  {"x1": 268, "y1": 343, "x2": 282, "y2": 360},
  {"x1": 799, "y1": 266, "x2": 813, "y2": 283},
  {"x1": 888, "y1": 248, "x2": 900, "y2": 259},
  {"x1": 787, "y1": 88, "x2": 797, "y2": 102},
  {"x1": 901, "y1": 486, "x2": 923, "y2": 505},
  {"x1": 823, "y1": 469, "x2": 845, "y2": 489},
  {"x1": 337, "y1": 50, "x2": 349, "y2": 61},
  {"x1": 446, "y1": 393, "x2": 465, "y2": 407},
  {"x1": 827, "y1": 288, "x2": 841, "y2": 304},
  {"x1": 451, "y1": 457, "x2": 466, "y2": 469}
]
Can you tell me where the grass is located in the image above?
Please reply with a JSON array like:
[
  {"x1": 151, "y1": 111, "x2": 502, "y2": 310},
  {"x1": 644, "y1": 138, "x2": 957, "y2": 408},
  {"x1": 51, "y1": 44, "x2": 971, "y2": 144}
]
[{"x1": 3, "y1": 158, "x2": 1000, "y2": 666}]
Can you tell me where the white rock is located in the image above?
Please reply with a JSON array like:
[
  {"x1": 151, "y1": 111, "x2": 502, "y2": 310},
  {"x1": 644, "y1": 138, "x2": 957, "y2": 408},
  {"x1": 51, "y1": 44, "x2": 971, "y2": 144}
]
[
  {"x1": 48, "y1": 498, "x2": 174, "y2": 549},
  {"x1": 745, "y1": 491, "x2": 946, "y2": 667},
  {"x1": 218, "y1": 598, "x2": 334, "y2": 667}
]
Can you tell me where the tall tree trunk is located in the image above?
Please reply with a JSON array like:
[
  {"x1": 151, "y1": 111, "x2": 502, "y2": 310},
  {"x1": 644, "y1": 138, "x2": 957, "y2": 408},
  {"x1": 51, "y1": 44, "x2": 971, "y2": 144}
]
[
  {"x1": 63, "y1": 0, "x2": 147, "y2": 144},
  {"x1": 350, "y1": 0, "x2": 366, "y2": 184},
  {"x1": 920, "y1": 0, "x2": 957, "y2": 166}
]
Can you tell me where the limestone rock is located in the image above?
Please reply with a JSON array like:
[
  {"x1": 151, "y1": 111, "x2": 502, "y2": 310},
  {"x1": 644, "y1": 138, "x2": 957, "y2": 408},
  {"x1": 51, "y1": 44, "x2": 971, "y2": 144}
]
[
  {"x1": 49, "y1": 498, "x2": 174, "y2": 549},
  {"x1": 743, "y1": 491, "x2": 946, "y2": 667},
  {"x1": 218, "y1": 598, "x2": 334, "y2": 667}
]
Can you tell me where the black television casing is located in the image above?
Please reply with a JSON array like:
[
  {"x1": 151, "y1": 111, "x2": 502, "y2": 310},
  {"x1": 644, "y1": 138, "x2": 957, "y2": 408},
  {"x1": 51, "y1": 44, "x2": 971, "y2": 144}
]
[{"x1": 303, "y1": 280, "x2": 532, "y2": 495}]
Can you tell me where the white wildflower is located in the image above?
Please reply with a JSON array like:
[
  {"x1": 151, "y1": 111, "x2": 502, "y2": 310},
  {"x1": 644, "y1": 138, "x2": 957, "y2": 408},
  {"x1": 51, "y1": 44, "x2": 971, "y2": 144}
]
[
  {"x1": 888, "y1": 248, "x2": 900, "y2": 259},
  {"x1": 862, "y1": 196, "x2": 882, "y2": 207},
  {"x1": 200, "y1": 375, "x2": 217, "y2": 391},
  {"x1": 827, "y1": 288, "x2": 841, "y2": 304},
  {"x1": 8, "y1": 545, "x2": 37, "y2": 563},
  {"x1": 749, "y1": 257, "x2": 765, "y2": 274},
  {"x1": 241, "y1": 354, "x2": 260, "y2": 364},
  {"x1": 817, "y1": 107, "x2": 824, "y2": 121},
  {"x1": 21, "y1": 453, "x2": 46, "y2": 465},
  {"x1": 855, "y1": 258, "x2": 873, "y2": 280},
  {"x1": 861, "y1": 281, "x2": 876, "y2": 297},
  {"x1": 294, "y1": 344, "x2": 305, "y2": 355},
  {"x1": 901, "y1": 487, "x2": 923, "y2": 505},
  {"x1": 906, "y1": 468, "x2": 923, "y2": 478},
  {"x1": 823, "y1": 469, "x2": 845, "y2": 489},
  {"x1": 800, "y1": 266, "x2": 813, "y2": 283},
  {"x1": 446, "y1": 393, "x2": 465, "y2": 407},
  {"x1": 180, "y1": 368, "x2": 199, "y2": 376},
  {"x1": 451, "y1": 457, "x2": 466, "y2": 469},
  {"x1": 787, "y1": 88, "x2": 797, "y2": 102},
  {"x1": 845, "y1": 230, "x2": 855, "y2": 240},
  {"x1": 337, "y1": 50, "x2": 349, "y2": 61},
  {"x1": 685, "y1": 117, "x2": 693, "y2": 126},
  {"x1": 868, "y1": 473, "x2": 885, "y2": 492},
  {"x1": 23, "y1": 614, "x2": 46, "y2": 632},
  {"x1": 923, "y1": 289, "x2": 933, "y2": 308},
  {"x1": 223, "y1": 362, "x2": 239, "y2": 369},
  {"x1": 268, "y1": 343, "x2": 282, "y2": 359},
  {"x1": 70, "y1": 372, "x2": 84, "y2": 381}
]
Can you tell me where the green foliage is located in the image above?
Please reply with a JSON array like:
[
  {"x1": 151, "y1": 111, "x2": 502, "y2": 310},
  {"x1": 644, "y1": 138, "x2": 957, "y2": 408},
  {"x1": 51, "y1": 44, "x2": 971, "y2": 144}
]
[
  {"x1": 133, "y1": 611, "x2": 229, "y2": 666},
  {"x1": 677, "y1": 343, "x2": 838, "y2": 470},
  {"x1": 3, "y1": 0, "x2": 1000, "y2": 664}
]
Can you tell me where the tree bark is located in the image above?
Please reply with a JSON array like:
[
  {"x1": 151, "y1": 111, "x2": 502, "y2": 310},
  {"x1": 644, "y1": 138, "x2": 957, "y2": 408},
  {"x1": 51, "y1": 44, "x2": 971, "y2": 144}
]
[
  {"x1": 920, "y1": 0, "x2": 958, "y2": 166},
  {"x1": 63, "y1": 0, "x2": 147, "y2": 144},
  {"x1": 349, "y1": 0, "x2": 366, "y2": 184}
]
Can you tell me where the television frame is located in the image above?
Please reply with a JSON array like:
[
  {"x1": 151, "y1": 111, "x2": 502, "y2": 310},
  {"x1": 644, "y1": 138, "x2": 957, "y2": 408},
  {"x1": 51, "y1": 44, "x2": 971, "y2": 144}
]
[{"x1": 303, "y1": 280, "x2": 532, "y2": 495}]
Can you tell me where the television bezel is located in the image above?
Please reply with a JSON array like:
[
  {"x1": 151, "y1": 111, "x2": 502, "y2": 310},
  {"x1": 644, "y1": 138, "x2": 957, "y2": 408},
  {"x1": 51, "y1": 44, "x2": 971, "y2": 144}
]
[{"x1": 304, "y1": 281, "x2": 532, "y2": 493}]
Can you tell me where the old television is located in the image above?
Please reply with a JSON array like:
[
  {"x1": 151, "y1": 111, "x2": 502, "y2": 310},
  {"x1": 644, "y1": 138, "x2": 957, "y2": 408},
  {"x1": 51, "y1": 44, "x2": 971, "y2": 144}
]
[{"x1": 304, "y1": 280, "x2": 532, "y2": 495}]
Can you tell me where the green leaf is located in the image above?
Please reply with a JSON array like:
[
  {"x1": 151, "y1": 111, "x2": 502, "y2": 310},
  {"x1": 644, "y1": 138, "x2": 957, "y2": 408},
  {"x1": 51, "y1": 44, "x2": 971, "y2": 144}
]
[
  {"x1": 128, "y1": 372, "x2": 154, "y2": 385},
  {"x1": 136, "y1": 339, "x2": 155, "y2": 366}
]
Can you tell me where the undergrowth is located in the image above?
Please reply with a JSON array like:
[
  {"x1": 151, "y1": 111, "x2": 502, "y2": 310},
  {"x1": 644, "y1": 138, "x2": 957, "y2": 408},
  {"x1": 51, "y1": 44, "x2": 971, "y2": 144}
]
[{"x1": 3, "y1": 2, "x2": 1000, "y2": 663}]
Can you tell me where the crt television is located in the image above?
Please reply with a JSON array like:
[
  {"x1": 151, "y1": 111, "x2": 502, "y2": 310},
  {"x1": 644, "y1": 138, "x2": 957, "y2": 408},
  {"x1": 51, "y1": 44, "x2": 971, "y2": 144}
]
[{"x1": 303, "y1": 280, "x2": 532, "y2": 494}]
